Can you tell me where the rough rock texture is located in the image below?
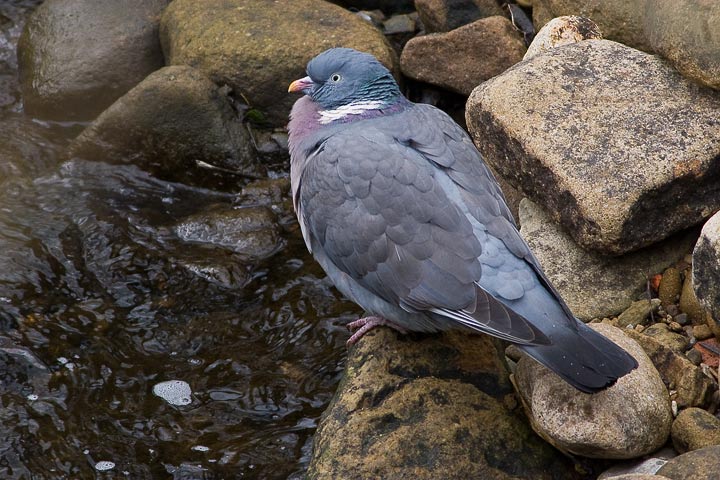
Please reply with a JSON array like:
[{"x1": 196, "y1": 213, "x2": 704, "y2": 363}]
[
  {"x1": 671, "y1": 407, "x2": 720, "y2": 453},
  {"x1": 514, "y1": 323, "x2": 672, "y2": 459},
  {"x1": 679, "y1": 274, "x2": 711, "y2": 325},
  {"x1": 524, "y1": 15, "x2": 602, "y2": 60},
  {"x1": 616, "y1": 299, "x2": 661, "y2": 329},
  {"x1": 307, "y1": 329, "x2": 581, "y2": 479},
  {"x1": 624, "y1": 329, "x2": 716, "y2": 409},
  {"x1": 400, "y1": 16, "x2": 525, "y2": 96},
  {"x1": 67, "y1": 66, "x2": 258, "y2": 187},
  {"x1": 173, "y1": 204, "x2": 283, "y2": 261},
  {"x1": 467, "y1": 40, "x2": 720, "y2": 255},
  {"x1": 657, "y1": 445, "x2": 720, "y2": 479},
  {"x1": 693, "y1": 212, "x2": 720, "y2": 318},
  {"x1": 598, "y1": 450, "x2": 676, "y2": 479},
  {"x1": 160, "y1": 0, "x2": 396, "y2": 126},
  {"x1": 17, "y1": 0, "x2": 168, "y2": 121},
  {"x1": 643, "y1": 0, "x2": 720, "y2": 90},
  {"x1": 415, "y1": 0, "x2": 504, "y2": 33},
  {"x1": 532, "y1": 0, "x2": 651, "y2": 52},
  {"x1": 642, "y1": 324, "x2": 690, "y2": 354},
  {"x1": 659, "y1": 267, "x2": 683, "y2": 307},
  {"x1": 518, "y1": 199, "x2": 695, "y2": 321}
]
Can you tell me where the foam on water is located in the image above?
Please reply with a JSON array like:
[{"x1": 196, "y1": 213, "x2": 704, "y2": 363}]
[{"x1": 152, "y1": 380, "x2": 192, "y2": 406}]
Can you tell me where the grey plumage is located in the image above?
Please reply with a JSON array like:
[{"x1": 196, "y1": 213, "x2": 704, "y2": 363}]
[{"x1": 288, "y1": 48, "x2": 637, "y2": 393}]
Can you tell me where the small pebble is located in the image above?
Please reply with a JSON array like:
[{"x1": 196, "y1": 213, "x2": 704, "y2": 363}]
[
  {"x1": 686, "y1": 348, "x2": 702, "y2": 366},
  {"x1": 674, "y1": 312, "x2": 688, "y2": 325},
  {"x1": 671, "y1": 400, "x2": 678, "y2": 417},
  {"x1": 693, "y1": 324, "x2": 713, "y2": 341},
  {"x1": 669, "y1": 321, "x2": 683, "y2": 332}
]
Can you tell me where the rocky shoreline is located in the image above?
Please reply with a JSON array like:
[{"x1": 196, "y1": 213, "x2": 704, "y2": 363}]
[{"x1": 12, "y1": 0, "x2": 720, "y2": 478}]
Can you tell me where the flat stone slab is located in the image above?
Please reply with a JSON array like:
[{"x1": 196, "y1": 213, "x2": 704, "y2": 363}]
[{"x1": 467, "y1": 39, "x2": 720, "y2": 255}]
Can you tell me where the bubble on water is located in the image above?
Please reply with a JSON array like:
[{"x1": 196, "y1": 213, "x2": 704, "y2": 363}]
[
  {"x1": 26, "y1": 394, "x2": 38, "y2": 401},
  {"x1": 191, "y1": 445, "x2": 209, "y2": 452},
  {"x1": 95, "y1": 461, "x2": 115, "y2": 471},
  {"x1": 152, "y1": 380, "x2": 192, "y2": 406},
  {"x1": 57, "y1": 357, "x2": 68, "y2": 365}
]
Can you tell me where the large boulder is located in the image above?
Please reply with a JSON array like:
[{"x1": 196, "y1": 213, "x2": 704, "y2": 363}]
[
  {"x1": 160, "y1": 0, "x2": 396, "y2": 126},
  {"x1": 414, "y1": 0, "x2": 505, "y2": 33},
  {"x1": 400, "y1": 16, "x2": 526, "y2": 96},
  {"x1": 67, "y1": 66, "x2": 259, "y2": 188},
  {"x1": 692, "y1": 211, "x2": 720, "y2": 318},
  {"x1": 643, "y1": 0, "x2": 720, "y2": 90},
  {"x1": 17, "y1": 0, "x2": 168, "y2": 121},
  {"x1": 514, "y1": 323, "x2": 672, "y2": 459},
  {"x1": 519, "y1": 199, "x2": 695, "y2": 320},
  {"x1": 466, "y1": 40, "x2": 720, "y2": 255},
  {"x1": 308, "y1": 329, "x2": 582, "y2": 479},
  {"x1": 532, "y1": 0, "x2": 651, "y2": 52}
]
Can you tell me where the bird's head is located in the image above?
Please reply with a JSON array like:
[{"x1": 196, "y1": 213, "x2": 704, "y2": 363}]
[{"x1": 288, "y1": 48, "x2": 401, "y2": 110}]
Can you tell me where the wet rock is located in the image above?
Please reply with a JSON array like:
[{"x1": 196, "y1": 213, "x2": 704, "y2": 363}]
[
  {"x1": 401, "y1": 16, "x2": 525, "y2": 96},
  {"x1": 659, "y1": 267, "x2": 683, "y2": 308},
  {"x1": 617, "y1": 299, "x2": 661, "y2": 329},
  {"x1": 67, "y1": 66, "x2": 259, "y2": 187},
  {"x1": 642, "y1": 324, "x2": 690, "y2": 354},
  {"x1": 160, "y1": 0, "x2": 396, "y2": 126},
  {"x1": 308, "y1": 329, "x2": 581, "y2": 479},
  {"x1": 17, "y1": 0, "x2": 169, "y2": 121},
  {"x1": 624, "y1": 329, "x2": 716, "y2": 408},
  {"x1": 656, "y1": 445, "x2": 720, "y2": 479},
  {"x1": 414, "y1": 0, "x2": 504, "y2": 33},
  {"x1": 532, "y1": 0, "x2": 651, "y2": 52},
  {"x1": 693, "y1": 212, "x2": 720, "y2": 319},
  {"x1": 524, "y1": 15, "x2": 602, "y2": 60},
  {"x1": 173, "y1": 204, "x2": 283, "y2": 261},
  {"x1": 643, "y1": 0, "x2": 720, "y2": 90},
  {"x1": 671, "y1": 407, "x2": 720, "y2": 453},
  {"x1": 466, "y1": 40, "x2": 720, "y2": 255},
  {"x1": 518, "y1": 199, "x2": 695, "y2": 321},
  {"x1": 514, "y1": 323, "x2": 672, "y2": 459}
]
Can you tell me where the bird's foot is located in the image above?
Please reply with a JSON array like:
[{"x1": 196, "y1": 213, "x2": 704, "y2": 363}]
[{"x1": 346, "y1": 316, "x2": 408, "y2": 346}]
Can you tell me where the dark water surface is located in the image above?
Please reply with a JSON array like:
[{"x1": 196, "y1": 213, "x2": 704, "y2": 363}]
[{"x1": 0, "y1": 2, "x2": 356, "y2": 478}]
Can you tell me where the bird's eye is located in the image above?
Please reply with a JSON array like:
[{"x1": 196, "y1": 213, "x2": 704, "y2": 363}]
[{"x1": 330, "y1": 73, "x2": 341, "y2": 82}]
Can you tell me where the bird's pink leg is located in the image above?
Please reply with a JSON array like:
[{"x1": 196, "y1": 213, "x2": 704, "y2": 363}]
[{"x1": 346, "y1": 316, "x2": 408, "y2": 346}]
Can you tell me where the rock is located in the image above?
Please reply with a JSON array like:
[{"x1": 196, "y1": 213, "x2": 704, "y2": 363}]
[
  {"x1": 331, "y1": 0, "x2": 415, "y2": 14},
  {"x1": 518, "y1": 199, "x2": 695, "y2": 321},
  {"x1": 173, "y1": 204, "x2": 283, "y2": 260},
  {"x1": 414, "y1": 0, "x2": 504, "y2": 33},
  {"x1": 514, "y1": 323, "x2": 672, "y2": 459},
  {"x1": 308, "y1": 329, "x2": 581, "y2": 479},
  {"x1": 642, "y1": 324, "x2": 690, "y2": 354},
  {"x1": 693, "y1": 212, "x2": 720, "y2": 318},
  {"x1": 598, "y1": 449, "x2": 677, "y2": 479},
  {"x1": 671, "y1": 407, "x2": 720, "y2": 453},
  {"x1": 643, "y1": 0, "x2": 720, "y2": 90},
  {"x1": 160, "y1": 0, "x2": 396, "y2": 126},
  {"x1": 67, "y1": 66, "x2": 259, "y2": 188},
  {"x1": 657, "y1": 445, "x2": 720, "y2": 479},
  {"x1": 679, "y1": 272, "x2": 711, "y2": 325},
  {"x1": 659, "y1": 267, "x2": 683, "y2": 307},
  {"x1": 617, "y1": 299, "x2": 662, "y2": 329},
  {"x1": 383, "y1": 14, "x2": 417, "y2": 35},
  {"x1": 400, "y1": 17, "x2": 525, "y2": 96},
  {"x1": 692, "y1": 325, "x2": 713, "y2": 341},
  {"x1": 685, "y1": 349, "x2": 703, "y2": 366},
  {"x1": 532, "y1": 0, "x2": 651, "y2": 52},
  {"x1": 524, "y1": 15, "x2": 602, "y2": 60},
  {"x1": 466, "y1": 40, "x2": 720, "y2": 255},
  {"x1": 624, "y1": 329, "x2": 716, "y2": 408},
  {"x1": 17, "y1": 0, "x2": 168, "y2": 121},
  {"x1": 606, "y1": 476, "x2": 671, "y2": 480}
]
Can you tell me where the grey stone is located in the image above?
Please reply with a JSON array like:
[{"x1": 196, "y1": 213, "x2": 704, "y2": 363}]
[
  {"x1": 467, "y1": 40, "x2": 720, "y2": 255},
  {"x1": 532, "y1": 0, "x2": 651, "y2": 52},
  {"x1": 519, "y1": 199, "x2": 695, "y2": 321},
  {"x1": 308, "y1": 329, "x2": 581, "y2": 479},
  {"x1": 160, "y1": 0, "x2": 396, "y2": 126},
  {"x1": 401, "y1": 16, "x2": 525, "y2": 96},
  {"x1": 643, "y1": 0, "x2": 720, "y2": 90},
  {"x1": 657, "y1": 445, "x2": 720, "y2": 479},
  {"x1": 617, "y1": 299, "x2": 662, "y2": 329},
  {"x1": 524, "y1": 15, "x2": 602, "y2": 60},
  {"x1": 383, "y1": 14, "x2": 416, "y2": 34},
  {"x1": 17, "y1": 0, "x2": 169, "y2": 121},
  {"x1": 68, "y1": 66, "x2": 259, "y2": 187},
  {"x1": 693, "y1": 212, "x2": 720, "y2": 319},
  {"x1": 514, "y1": 323, "x2": 672, "y2": 459},
  {"x1": 414, "y1": 0, "x2": 504, "y2": 33}
]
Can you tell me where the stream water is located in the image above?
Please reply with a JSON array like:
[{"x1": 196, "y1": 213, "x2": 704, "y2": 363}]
[{"x1": 0, "y1": 2, "x2": 357, "y2": 478}]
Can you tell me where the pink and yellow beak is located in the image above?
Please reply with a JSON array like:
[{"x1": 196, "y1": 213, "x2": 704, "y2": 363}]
[{"x1": 288, "y1": 76, "x2": 314, "y2": 94}]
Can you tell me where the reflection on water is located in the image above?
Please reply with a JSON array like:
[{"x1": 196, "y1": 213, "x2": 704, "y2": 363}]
[{"x1": 0, "y1": 1, "x2": 358, "y2": 478}]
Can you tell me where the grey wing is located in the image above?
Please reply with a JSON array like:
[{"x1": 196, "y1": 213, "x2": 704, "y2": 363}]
[
  {"x1": 297, "y1": 127, "x2": 549, "y2": 345},
  {"x1": 404, "y1": 105, "x2": 579, "y2": 328}
]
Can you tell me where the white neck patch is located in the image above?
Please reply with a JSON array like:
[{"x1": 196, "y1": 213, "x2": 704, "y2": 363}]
[{"x1": 318, "y1": 100, "x2": 386, "y2": 124}]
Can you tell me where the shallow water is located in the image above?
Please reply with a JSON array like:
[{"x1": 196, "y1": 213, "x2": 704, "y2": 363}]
[{"x1": 0, "y1": 2, "x2": 357, "y2": 478}]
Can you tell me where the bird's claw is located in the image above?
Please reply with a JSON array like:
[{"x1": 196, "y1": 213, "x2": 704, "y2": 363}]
[{"x1": 346, "y1": 316, "x2": 408, "y2": 346}]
